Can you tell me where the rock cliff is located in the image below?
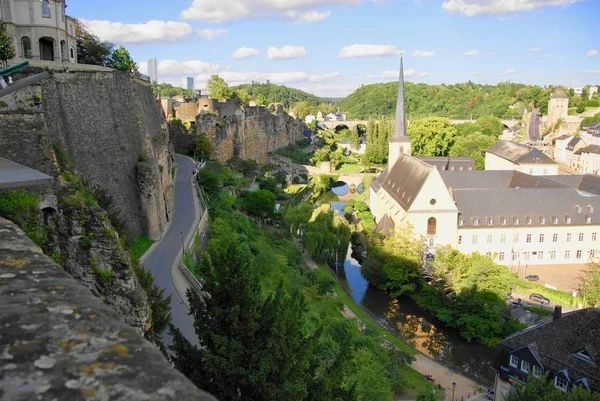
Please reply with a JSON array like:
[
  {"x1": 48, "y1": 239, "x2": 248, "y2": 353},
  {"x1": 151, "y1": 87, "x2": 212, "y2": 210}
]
[{"x1": 170, "y1": 101, "x2": 306, "y2": 164}]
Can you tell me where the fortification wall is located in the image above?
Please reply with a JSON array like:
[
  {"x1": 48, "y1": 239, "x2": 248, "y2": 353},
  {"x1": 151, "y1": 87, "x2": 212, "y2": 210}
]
[
  {"x1": 194, "y1": 102, "x2": 306, "y2": 163},
  {"x1": 0, "y1": 71, "x2": 173, "y2": 239}
]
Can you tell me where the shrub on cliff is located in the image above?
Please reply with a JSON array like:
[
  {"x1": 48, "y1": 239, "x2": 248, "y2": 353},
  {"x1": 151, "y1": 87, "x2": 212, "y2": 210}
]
[
  {"x1": 0, "y1": 190, "x2": 47, "y2": 247},
  {"x1": 242, "y1": 189, "x2": 276, "y2": 217}
]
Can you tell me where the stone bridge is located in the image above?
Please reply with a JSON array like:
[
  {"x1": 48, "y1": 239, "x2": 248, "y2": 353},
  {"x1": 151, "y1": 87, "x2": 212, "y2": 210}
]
[
  {"x1": 450, "y1": 119, "x2": 521, "y2": 128},
  {"x1": 321, "y1": 120, "x2": 368, "y2": 131}
]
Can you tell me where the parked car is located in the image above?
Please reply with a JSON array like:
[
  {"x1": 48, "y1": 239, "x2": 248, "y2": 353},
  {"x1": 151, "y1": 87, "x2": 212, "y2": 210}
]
[
  {"x1": 510, "y1": 299, "x2": 525, "y2": 307},
  {"x1": 525, "y1": 275, "x2": 540, "y2": 282},
  {"x1": 529, "y1": 293, "x2": 550, "y2": 305},
  {"x1": 486, "y1": 388, "x2": 495, "y2": 400},
  {"x1": 425, "y1": 253, "x2": 435, "y2": 261}
]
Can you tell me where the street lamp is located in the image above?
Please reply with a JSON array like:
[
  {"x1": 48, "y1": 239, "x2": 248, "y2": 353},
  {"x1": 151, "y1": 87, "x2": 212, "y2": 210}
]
[
  {"x1": 452, "y1": 382, "x2": 457, "y2": 401},
  {"x1": 180, "y1": 232, "x2": 185, "y2": 255}
]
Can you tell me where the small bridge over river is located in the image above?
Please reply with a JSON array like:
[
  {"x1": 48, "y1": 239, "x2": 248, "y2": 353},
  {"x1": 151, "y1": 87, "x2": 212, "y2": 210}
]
[{"x1": 321, "y1": 119, "x2": 521, "y2": 131}]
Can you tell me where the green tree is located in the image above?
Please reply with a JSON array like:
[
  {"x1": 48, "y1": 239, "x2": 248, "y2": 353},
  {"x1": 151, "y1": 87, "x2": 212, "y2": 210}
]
[
  {"x1": 416, "y1": 391, "x2": 439, "y2": 401},
  {"x1": 208, "y1": 74, "x2": 234, "y2": 100},
  {"x1": 407, "y1": 117, "x2": 457, "y2": 156},
  {"x1": 195, "y1": 135, "x2": 212, "y2": 158},
  {"x1": 242, "y1": 189, "x2": 276, "y2": 217},
  {"x1": 106, "y1": 45, "x2": 137, "y2": 72},
  {"x1": 75, "y1": 20, "x2": 114, "y2": 66},
  {"x1": 169, "y1": 235, "x2": 316, "y2": 401},
  {"x1": 0, "y1": 23, "x2": 16, "y2": 68},
  {"x1": 474, "y1": 116, "x2": 505, "y2": 137},
  {"x1": 579, "y1": 262, "x2": 600, "y2": 307},
  {"x1": 449, "y1": 133, "x2": 497, "y2": 170},
  {"x1": 303, "y1": 205, "x2": 353, "y2": 267},
  {"x1": 285, "y1": 203, "x2": 314, "y2": 235}
]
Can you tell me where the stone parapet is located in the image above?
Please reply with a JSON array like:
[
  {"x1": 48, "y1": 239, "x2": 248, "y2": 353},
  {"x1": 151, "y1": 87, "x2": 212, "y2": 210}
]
[{"x1": 0, "y1": 217, "x2": 217, "y2": 401}]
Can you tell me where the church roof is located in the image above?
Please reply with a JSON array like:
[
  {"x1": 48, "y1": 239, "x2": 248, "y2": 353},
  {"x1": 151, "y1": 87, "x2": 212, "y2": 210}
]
[
  {"x1": 544, "y1": 175, "x2": 600, "y2": 196},
  {"x1": 415, "y1": 156, "x2": 475, "y2": 171},
  {"x1": 551, "y1": 87, "x2": 569, "y2": 99},
  {"x1": 375, "y1": 213, "x2": 395, "y2": 234},
  {"x1": 440, "y1": 170, "x2": 567, "y2": 191},
  {"x1": 454, "y1": 187, "x2": 600, "y2": 228},
  {"x1": 379, "y1": 153, "x2": 432, "y2": 211},
  {"x1": 486, "y1": 140, "x2": 557, "y2": 165}
]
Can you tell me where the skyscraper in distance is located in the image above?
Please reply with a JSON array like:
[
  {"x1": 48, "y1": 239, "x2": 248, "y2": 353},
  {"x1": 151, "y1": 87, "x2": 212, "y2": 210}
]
[
  {"x1": 187, "y1": 77, "x2": 194, "y2": 92},
  {"x1": 148, "y1": 58, "x2": 158, "y2": 84}
]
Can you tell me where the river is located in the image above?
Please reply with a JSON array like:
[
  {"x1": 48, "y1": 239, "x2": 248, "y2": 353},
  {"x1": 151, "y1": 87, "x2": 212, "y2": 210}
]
[{"x1": 330, "y1": 201, "x2": 497, "y2": 385}]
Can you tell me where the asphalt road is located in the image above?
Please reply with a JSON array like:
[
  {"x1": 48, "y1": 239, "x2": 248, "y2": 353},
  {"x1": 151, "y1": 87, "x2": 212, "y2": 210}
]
[
  {"x1": 528, "y1": 108, "x2": 541, "y2": 141},
  {"x1": 142, "y1": 155, "x2": 198, "y2": 345}
]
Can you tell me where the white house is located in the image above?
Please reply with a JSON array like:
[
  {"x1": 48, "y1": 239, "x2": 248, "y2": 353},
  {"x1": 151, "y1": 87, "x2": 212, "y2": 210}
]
[
  {"x1": 485, "y1": 141, "x2": 559, "y2": 176},
  {"x1": 305, "y1": 114, "x2": 316, "y2": 124}
]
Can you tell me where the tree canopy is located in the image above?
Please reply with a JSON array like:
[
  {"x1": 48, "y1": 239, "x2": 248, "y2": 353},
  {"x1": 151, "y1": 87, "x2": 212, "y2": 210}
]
[
  {"x1": 0, "y1": 23, "x2": 16, "y2": 68},
  {"x1": 74, "y1": 19, "x2": 114, "y2": 66},
  {"x1": 579, "y1": 262, "x2": 600, "y2": 307},
  {"x1": 407, "y1": 117, "x2": 457, "y2": 156},
  {"x1": 449, "y1": 133, "x2": 497, "y2": 170},
  {"x1": 106, "y1": 45, "x2": 137, "y2": 72},
  {"x1": 242, "y1": 189, "x2": 276, "y2": 217}
]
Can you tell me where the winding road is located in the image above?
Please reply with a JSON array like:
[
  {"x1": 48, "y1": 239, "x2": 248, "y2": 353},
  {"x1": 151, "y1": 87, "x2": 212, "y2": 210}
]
[
  {"x1": 142, "y1": 155, "x2": 198, "y2": 344},
  {"x1": 528, "y1": 108, "x2": 541, "y2": 142}
]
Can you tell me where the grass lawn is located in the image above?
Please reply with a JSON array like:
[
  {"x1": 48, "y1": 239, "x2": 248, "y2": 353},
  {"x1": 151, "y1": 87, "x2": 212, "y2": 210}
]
[
  {"x1": 131, "y1": 236, "x2": 155, "y2": 260},
  {"x1": 513, "y1": 278, "x2": 584, "y2": 308},
  {"x1": 336, "y1": 163, "x2": 362, "y2": 174}
]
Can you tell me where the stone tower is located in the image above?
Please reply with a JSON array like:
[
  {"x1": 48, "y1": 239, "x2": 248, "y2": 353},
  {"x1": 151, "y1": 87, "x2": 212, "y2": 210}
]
[
  {"x1": 547, "y1": 87, "x2": 569, "y2": 129},
  {"x1": 388, "y1": 56, "x2": 412, "y2": 168}
]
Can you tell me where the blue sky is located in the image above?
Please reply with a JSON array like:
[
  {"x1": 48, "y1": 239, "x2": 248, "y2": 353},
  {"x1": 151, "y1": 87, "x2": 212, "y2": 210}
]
[{"x1": 67, "y1": 0, "x2": 600, "y2": 97}]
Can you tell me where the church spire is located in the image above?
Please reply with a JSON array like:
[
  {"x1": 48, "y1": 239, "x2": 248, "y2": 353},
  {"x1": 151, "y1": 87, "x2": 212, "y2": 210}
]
[{"x1": 392, "y1": 56, "x2": 409, "y2": 141}]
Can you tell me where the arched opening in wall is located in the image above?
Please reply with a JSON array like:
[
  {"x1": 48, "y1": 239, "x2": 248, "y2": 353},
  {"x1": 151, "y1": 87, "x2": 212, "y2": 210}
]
[
  {"x1": 21, "y1": 37, "x2": 32, "y2": 59},
  {"x1": 70, "y1": 46, "x2": 75, "y2": 60},
  {"x1": 427, "y1": 217, "x2": 437, "y2": 235},
  {"x1": 42, "y1": 207, "x2": 57, "y2": 225},
  {"x1": 60, "y1": 40, "x2": 67, "y2": 61},
  {"x1": 39, "y1": 37, "x2": 55, "y2": 61},
  {"x1": 334, "y1": 124, "x2": 349, "y2": 133},
  {"x1": 356, "y1": 124, "x2": 367, "y2": 136}
]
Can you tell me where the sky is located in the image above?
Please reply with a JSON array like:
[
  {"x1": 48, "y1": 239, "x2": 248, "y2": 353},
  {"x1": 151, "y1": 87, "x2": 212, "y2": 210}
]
[{"x1": 67, "y1": 0, "x2": 600, "y2": 97}]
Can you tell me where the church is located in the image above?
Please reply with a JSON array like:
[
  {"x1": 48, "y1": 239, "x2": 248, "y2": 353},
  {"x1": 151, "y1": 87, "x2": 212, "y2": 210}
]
[{"x1": 370, "y1": 59, "x2": 600, "y2": 267}]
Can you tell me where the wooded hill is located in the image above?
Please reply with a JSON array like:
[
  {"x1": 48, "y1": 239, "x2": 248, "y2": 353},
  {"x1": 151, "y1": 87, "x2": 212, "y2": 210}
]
[
  {"x1": 338, "y1": 81, "x2": 568, "y2": 120},
  {"x1": 233, "y1": 82, "x2": 321, "y2": 109}
]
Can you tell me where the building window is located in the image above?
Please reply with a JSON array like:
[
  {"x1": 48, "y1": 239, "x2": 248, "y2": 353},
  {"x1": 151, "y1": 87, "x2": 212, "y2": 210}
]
[
  {"x1": 42, "y1": 0, "x2": 50, "y2": 17},
  {"x1": 567, "y1": 233, "x2": 572, "y2": 242},
  {"x1": 427, "y1": 217, "x2": 437, "y2": 235},
  {"x1": 514, "y1": 234, "x2": 519, "y2": 243},
  {"x1": 458, "y1": 217, "x2": 464, "y2": 226},
  {"x1": 472, "y1": 235, "x2": 478, "y2": 244},
  {"x1": 589, "y1": 205, "x2": 595, "y2": 214},
  {"x1": 532, "y1": 366, "x2": 543, "y2": 378},
  {"x1": 591, "y1": 250, "x2": 596, "y2": 259},
  {"x1": 565, "y1": 250, "x2": 571, "y2": 259},
  {"x1": 526, "y1": 234, "x2": 532, "y2": 243},
  {"x1": 524, "y1": 252, "x2": 530, "y2": 260},
  {"x1": 430, "y1": 198, "x2": 436, "y2": 205},
  {"x1": 70, "y1": 47, "x2": 74, "y2": 59},
  {"x1": 587, "y1": 216, "x2": 592, "y2": 224},
  {"x1": 539, "y1": 234, "x2": 545, "y2": 243},
  {"x1": 593, "y1": 233, "x2": 597, "y2": 241},
  {"x1": 473, "y1": 218, "x2": 480, "y2": 226},
  {"x1": 458, "y1": 236, "x2": 462, "y2": 245},
  {"x1": 576, "y1": 205, "x2": 583, "y2": 214},
  {"x1": 551, "y1": 251, "x2": 556, "y2": 260},
  {"x1": 553, "y1": 216, "x2": 559, "y2": 224},
  {"x1": 521, "y1": 360, "x2": 531, "y2": 373},
  {"x1": 553, "y1": 233, "x2": 558, "y2": 242},
  {"x1": 577, "y1": 250, "x2": 583, "y2": 259},
  {"x1": 566, "y1": 216, "x2": 572, "y2": 224},
  {"x1": 501, "y1": 217, "x2": 507, "y2": 225},
  {"x1": 540, "y1": 217, "x2": 546, "y2": 225},
  {"x1": 509, "y1": 355, "x2": 518, "y2": 368},
  {"x1": 501, "y1": 234, "x2": 507, "y2": 244},
  {"x1": 487, "y1": 217, "x2": 494, "y2": 226},
  {"x1": 538, "y1": 251, "x2": 544, "y2": 260},
  {"x1": 555, "y1": 377, "x2": 569, "y2": 392},
  {"x1": 486, "y1": 252, "x2": 492, "y2": 259},
  {"x1": 499, "y1": 252, "x2": 505, "y2": 261},
  {"x1": 579, "y1": 233, "x2": 584, "y2": 242},
  {"x1": 487, "y1": 234, "x2": 493, "y2": 244},
  {"x1": 513, "y1": 252, "x2": 520, "y2": 261},
  {"x1": 21, "y1": 37, "x2": 32, "y2": 59},
  {"x1": 514, "y1": 217, "x2": 520, "y2": 225},
  {"x1": 526, "y1": 217, "x2": 532, "y2": 225}
]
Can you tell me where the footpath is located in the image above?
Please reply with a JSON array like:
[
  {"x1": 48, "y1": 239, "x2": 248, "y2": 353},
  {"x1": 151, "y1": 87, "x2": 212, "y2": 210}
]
[{"x1": 296, "y1": 240, "x2": 485, "y2": 401}]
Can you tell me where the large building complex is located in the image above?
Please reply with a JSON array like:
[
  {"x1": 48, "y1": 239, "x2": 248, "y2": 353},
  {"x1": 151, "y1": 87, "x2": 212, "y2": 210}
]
[
  {"x1": 370, "y1": 58, "x2": 600, "y2": 267},
  {"x1": 1, "y1": 0, "x2": 78, "y2": 64}
]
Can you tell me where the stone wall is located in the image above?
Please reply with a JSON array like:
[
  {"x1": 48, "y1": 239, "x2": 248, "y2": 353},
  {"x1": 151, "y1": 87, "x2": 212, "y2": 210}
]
[
  {"x1": 0, "y1": 71, "x2": 174, "y2": 239},
  {"x1": 0, "y1": 217, "x2": 217, "y2": 401},
  {"x1": 193, "y1": 103, "x2": 306, "y2": 164}
]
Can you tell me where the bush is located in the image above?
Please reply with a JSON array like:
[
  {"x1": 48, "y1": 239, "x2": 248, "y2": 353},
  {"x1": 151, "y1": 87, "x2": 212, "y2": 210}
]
[{"x1": 0, "y1": 190, "x2": 47, "y2": 247}]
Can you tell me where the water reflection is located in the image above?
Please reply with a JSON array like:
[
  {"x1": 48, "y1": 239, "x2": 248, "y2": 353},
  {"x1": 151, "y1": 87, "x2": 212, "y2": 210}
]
[{"x1": 331, "y1": 181, "x2": 350, "y2": 196}]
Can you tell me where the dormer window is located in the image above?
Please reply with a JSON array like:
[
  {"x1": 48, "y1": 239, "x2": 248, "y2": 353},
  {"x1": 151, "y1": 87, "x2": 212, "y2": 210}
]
[
  {"x1": 526, "y1": 217, "x2": 532, "y2": 225},
  {"x1": 532, "y1": 365, "x2": 543, "y2": 378},
  {"x1": 521, "y1": 360, "x2": 531, "y2": 373},
  {"x1": 588, "y1": 205, "x2": 595, "y2": 214},
  {"x1": 473, "y1": 218, "x2": 480, "y2": 226},
  {"x1": 514, "y1": 217, "x2": 520, "y2": 225},
  {"x1": 540, "y1": 217, "x2": 546, "y2": 225},
  {"x1": 501, "y1": 217, "x2": 507, "y2": 225},
  {"x1": 566, "y1": 216, "x2": 572, "y2": 224},
  {"x1": 487, "y1": 217, "x2": 494, "y2": 226},
  {"x1": 553, "y1": 216, "x2": 559, "y2": 224},
  {"x1": 572, "y1": 350, "x2": 596, "y2": 365},
  {"x1": 458, "y1": 217, "x2": 464, "y2": 226},
  {"x1": 555, "y1": 376, "x2": 569, "y2": 392},
  {"x1": 586, "y1": 216, "x2": 592, "y2": 224},
  {"x1": 576, "y1": 205, "x2": 582, "y2": 214},
  {"x1": 509, "y1": 355, "x2": 518, "y2": 368}
]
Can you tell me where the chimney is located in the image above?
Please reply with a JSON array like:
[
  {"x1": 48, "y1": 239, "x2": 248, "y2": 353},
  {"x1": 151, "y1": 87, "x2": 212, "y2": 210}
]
[{"x1": 553, "y1": 305, "x2": 562, "y2": 321}]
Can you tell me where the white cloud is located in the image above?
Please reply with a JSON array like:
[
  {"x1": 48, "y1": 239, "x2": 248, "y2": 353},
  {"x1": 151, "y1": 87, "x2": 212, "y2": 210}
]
[
  {"x1": 463, "y1": 49, "x2": 480, "y2": 56},
  {"x1": 286, "y1": 10, "x2": 331, "y2": 23},
  {"x1": 267, "y1": 46, "x2": 307, "y2": 60},
  {"x1": 587, "y1": 49, "x2": 599, "y2": 57},
  {"x1": 232, "y1": 47, "x2": 260, "y2": 59},
  {"x1": 502, "y1": 69, "x2": 518, "y2": 76},
  {"x1": 339, "y1": 44, "x2": 403, "y2": 58},
  {"x1": 367, "y1": 68, "x2": 428, "y2": 79},
  {"x1": 588, "y1": 70, "x2": 600, "y2": 74},
  {"x1": 157, "y1": 59, "x2": 222, "y2": 77},
  {"x1": 80, "y1": 19, "x2": 198, "y2": 43},
  {"x1": 181, "y1": 0, "x2": 361, "y2": 23},
  {"x1": 530, "y1": 47, "x2": 543, "y2": 52},
  {"x1": 308, "y1": 72, "x2": 340, "y2": 82},
  {"x1": 412, "y1": 50, "x2": 435, "y2": 57},
  {"x1": 197, "y1": 29, "x2": 228, "y2": 39},
  {"x1": 442, "y1": 0, "x2": 583, "y2": 17}
]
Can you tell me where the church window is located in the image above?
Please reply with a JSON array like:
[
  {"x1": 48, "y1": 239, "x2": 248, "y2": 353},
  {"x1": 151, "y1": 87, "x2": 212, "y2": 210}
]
[
  {"x1": 21, "y1": 37, "x2": 32, "y2": 59},
  {"x1": 427, "y1": 217, "x2": 437, "y2": 235},
  {"x1": 42, "y1": 0, "x2": 50, "y2": 17},
  {"x1": 430, "y1": 198, "x2": 436, "y2": 205}
]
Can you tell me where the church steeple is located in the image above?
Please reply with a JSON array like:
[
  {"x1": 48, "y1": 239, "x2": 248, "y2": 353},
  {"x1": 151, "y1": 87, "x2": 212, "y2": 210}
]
[
  {"x1": 392, "y1": 56, "x2": 409, "y2": 141},
  {"x1": 388, "y1": 56, "x2": 411, "y2": 167}
]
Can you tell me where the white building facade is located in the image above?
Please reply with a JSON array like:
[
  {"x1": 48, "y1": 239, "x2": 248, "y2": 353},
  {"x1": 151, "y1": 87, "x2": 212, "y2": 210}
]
[{"x1": 1, "y1": 0, "x2": 77, "y2": 64}]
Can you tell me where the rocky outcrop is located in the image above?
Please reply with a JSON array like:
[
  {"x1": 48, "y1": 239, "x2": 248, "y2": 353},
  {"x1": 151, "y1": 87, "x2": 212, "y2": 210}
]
[{"x1": 180, "y1": 101, "x2": 306, "y2": 163}]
